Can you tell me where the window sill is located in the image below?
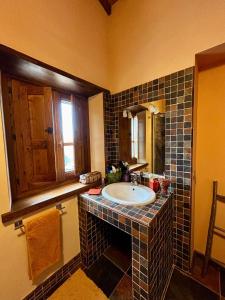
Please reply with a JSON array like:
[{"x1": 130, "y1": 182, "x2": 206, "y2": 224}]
[
  {"x1": 1, "y1": 181, "x2": 101, "y2": 224},
  {"x1": 128, "y1": 163, "x2": 148, "y2": 172}
]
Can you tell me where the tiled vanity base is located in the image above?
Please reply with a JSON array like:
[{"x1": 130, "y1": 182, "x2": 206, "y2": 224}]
[{"x1": 79, "y1": 193, "x2": 173, "y2": 300}]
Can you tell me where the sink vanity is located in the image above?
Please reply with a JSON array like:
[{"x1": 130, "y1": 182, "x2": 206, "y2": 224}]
[
  {"x1": 79, "y1": 183, "x2": 173, "y2": 300},
  {"x1": 78, "y1": 97, "x2": 173, "y2": 300}
]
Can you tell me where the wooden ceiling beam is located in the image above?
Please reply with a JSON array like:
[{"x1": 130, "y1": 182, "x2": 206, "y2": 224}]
[{"x1": 99, "y1": 0, "x2": 112, "y2": 15}]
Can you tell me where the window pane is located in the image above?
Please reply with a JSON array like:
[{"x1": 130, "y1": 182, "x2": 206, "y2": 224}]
[
  {"x1": 64, "y1": 145, "x2": 75, "y2": 172},
  {"x1": 61, "y1": 101, "x2": 74, "y2": 143},
  {"x1": 131, "y1": 116, "x2": 138, "y2": 159}
]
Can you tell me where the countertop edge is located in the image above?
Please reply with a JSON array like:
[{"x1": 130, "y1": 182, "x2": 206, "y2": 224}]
[{"x1": 80, "y1": 191, "x2": 172, "y2": 227}]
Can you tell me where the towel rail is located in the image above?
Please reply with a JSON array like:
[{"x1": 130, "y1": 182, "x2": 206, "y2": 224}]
[
  {"x1": 202, "y1": 181, "x2": 225, "y2": 276},
  {"x1": 14, "y1": 203, "x2": 66, "y2": 230}
]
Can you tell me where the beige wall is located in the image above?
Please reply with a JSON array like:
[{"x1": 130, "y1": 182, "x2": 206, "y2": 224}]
[
  {"x1": 194, "y1": 64, "x2": 225, "y2": 264},
  {"x1": 0, "y1": 0, "x2": 109, "y2": 89},
  {"x1": 0, "y1": 104, "x2": 81, "y2": 300},
  {"x1": 88, "y1": 93, "x2": 106, "y2": 176},
  {"x1": 109, "y1": 0, "x2": 225, "y2": 93},
  {"x1": 0, "y1": 1, "x2": 225, "y2": 298},
  {"x1": 0, "y1": 1, "x2": 108, "y2": 298}
]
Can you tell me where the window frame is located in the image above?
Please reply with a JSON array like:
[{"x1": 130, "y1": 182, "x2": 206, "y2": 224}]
[
  {"x1": 131, "y1": 115, "x2": 138, "y2": 159},
  {"x1": 60, "y1": 97, "x2": 76, "y2": 178},
  {"x1": 53, "y1": 92, "x2": 77, "y2": 182},
  {"x1": 1, "y1": 74, "x2": 91, "y2": 201}
]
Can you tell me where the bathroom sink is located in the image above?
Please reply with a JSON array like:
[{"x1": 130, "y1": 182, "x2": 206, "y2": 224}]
[{"x1": 102, "y1": 182, "x2": 156, "y2": 206}]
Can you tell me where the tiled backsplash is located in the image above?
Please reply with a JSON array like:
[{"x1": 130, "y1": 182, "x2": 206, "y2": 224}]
[{"x1": 104, "y1": 67, "x2": 194, "y2": 272}]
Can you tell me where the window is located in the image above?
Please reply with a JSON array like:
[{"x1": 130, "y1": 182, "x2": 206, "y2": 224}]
[
  {"x1": 131, "y1": 116, "x2": 138, "y2": 159},
  {"x1": 2, "y1": 75, "x2": 90, "y2": 200},
  {"x1": 61, "y1": 100, "x2": 75, "y2": 173}
]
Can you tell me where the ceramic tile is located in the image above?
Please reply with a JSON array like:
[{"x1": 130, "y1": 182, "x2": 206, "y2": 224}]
[
  {"x1": 24, "y1": 254, "x2": 81, "y2": 300},
  {"x1": 104, "y1": 67, "x2": 194, "y2": 272},
  {"x1": 127, "y1": 266, "x2": 132, "y2": 277},
  {"x1": 110, "y1": 275, "x2": 132, "y2": 300},
  {"x1": 221, "y1": 267, "x2": 225, "y2": 297},
  {"x1": 104, "y1": 245, "x2": 131, "y2": 272},
  {"x1": 165, "y1": 269, "x2": 220, "y2": 300},
  {"x1": 85, "y1": 255, "x2": 124, "y2": 297},
  {"x1": 79, "y1": 193, "x2": 173, "y2": 300},
  {"x1": 192, "y1": 253, "x2": 220, "y2": 293}
]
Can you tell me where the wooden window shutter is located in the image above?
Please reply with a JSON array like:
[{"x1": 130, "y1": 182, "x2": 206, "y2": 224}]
[
  {"x1": 11, "y1": 80, "x2": 56, "y2": 194},
  {"x1": 119, "y1": 115, "x2": 132, "y2": 163},
  {"x1": 73, "y1": 96, "x2": 90, "y2": 175}
]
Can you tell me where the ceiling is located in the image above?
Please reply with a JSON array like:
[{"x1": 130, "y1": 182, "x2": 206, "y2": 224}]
[{"x1": 99, "y1": 0, "x2": 119, "y2": 15}]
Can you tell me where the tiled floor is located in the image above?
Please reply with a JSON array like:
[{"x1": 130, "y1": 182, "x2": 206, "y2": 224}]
[
  {"x1": 192, "y1": 253, "x2": 221, "y2": 294},
  {"x1": 165, "y1": 269, "x2": 220, "y2": 300},
  {"x1": 221, "y1": 268, "x2": 225, "y2": 299},
  {"x1": 85, "y1": 255, "x2": 125, "y2": 297},
  {"x1": 85, "y1": 246, "x2": 225, "y2": 300},
  {"x1": 85, "y1": 244, "x2": 132, "y2": 299}
]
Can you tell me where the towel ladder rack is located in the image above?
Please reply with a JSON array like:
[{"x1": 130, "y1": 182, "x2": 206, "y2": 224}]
[
  {"x1": 14, "y1": 203, "x2": 66, "y2": 230},
  {"x1": 202, "y1": 181, "x2": 225, "y2": 276}
]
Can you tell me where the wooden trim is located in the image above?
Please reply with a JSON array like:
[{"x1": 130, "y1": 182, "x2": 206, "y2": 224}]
[
  {"x1": 129, "y1": 163, "x2": 148, "y2": 172},
  {"x1": 192, "y1": 250, "x2": 225, "y2": 271},
  {"x1": 1, "y1": 76, "x2": 92, "y2": 201},
  {"x1": 1, "y1": 180, "x2": 101, "y2": 224},
  {"x1": 24, "y1": 253, "x2": 81, "y2": 299},
  {"x1": 196, "y1": 42, "x2": 225, "y2": 71},
  {"x1": 217, "y1": 194, "x2": 225, "y2": 203},
  {"x1": 0, "y1": 44, "x2": 109, "y2": 97},
  {"x1": 99, "y1": 0, "x2": 112, "y2": 15}
]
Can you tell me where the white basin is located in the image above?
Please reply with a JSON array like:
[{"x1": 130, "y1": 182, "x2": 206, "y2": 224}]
[{"x1": 102, "y1": 182, "x2": 156, "y2": 206}]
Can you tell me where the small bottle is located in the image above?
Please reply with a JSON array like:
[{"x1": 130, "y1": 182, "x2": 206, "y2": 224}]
[{"x1": 149, "y1": 178, "x2": 160, "y2": 192}]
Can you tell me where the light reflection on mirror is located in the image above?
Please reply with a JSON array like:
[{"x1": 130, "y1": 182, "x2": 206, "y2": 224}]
[{"x1": 119, "y1": 99, "x2": 165, "y2": 174}]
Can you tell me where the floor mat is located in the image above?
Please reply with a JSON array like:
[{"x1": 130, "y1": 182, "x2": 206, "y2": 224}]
[{"x1": 48, "y1": 268, "x2": 108, "y2": 300}]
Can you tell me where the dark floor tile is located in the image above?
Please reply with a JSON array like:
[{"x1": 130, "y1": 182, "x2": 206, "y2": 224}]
[
  {"x1": 127, "y1": 266, "x2": 132, "y2": 277},
  {"x1": 85, "y1": 256, "x2": 124, "y2": 297},
  {"x1": 165, "y1": 269, "x2": 220, "y2": 300},
  {"x1": 192, "y1": 253, "x2": 220, "y2": 293},
  {"x1": 110, "y1": 275, "x2": 132, "y2": 300},
  {"x1": 221, "y1": 267, "x2": 225, "y2": 297},
  {"x1": 104, "y1": 245, "x2": 132, "y2": 272}
]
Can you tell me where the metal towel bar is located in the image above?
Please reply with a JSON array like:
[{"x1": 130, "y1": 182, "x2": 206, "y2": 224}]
[{"x1": 14, "y1": 203, "x2": 66, "y2": 230}]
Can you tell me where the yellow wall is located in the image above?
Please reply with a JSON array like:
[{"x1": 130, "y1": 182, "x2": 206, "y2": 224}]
[
  {"x1": 109, "y1": 0, "x2": 225, "y2": 93},
  {"x1": 0, "y1": 105, "x2": 81, "y2": 300},
  {"x1": 0, "y1": 1, "x2": 108, "y2": 298},
  {"x1": 0, "y1": 0, "x2": 109, "y2": 89},
  {"x1": 0, "y1": 1, "x2": 225, "y2": 298},
  {"x1": 88, "y1": 93, "x2": 106, "y2": 176},
  {"x1": 194, "y1": 64, "x2": 225, "y2": 264}
]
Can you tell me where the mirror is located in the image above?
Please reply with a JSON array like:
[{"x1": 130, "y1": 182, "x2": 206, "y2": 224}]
[{"x1": 119, "y1": 99, "x2": 165, "y2": 174}]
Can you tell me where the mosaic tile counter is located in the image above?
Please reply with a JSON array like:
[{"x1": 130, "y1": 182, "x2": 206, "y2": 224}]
[{"x1": 78, "y1": 191, "x2": 173, "y2": 300}]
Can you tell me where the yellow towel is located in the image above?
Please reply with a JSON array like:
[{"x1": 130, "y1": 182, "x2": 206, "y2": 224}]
[
  {"x1": 48, "y1": 269, "x2": 108, "y2": 300},
  {"x1": 25, "y1": 209, "x2": 62, "y2": 282}
]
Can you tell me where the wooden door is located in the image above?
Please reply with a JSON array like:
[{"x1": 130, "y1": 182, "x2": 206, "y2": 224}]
[{"x1": 12, "y1": 80, "x2": 56, "y2": 193}]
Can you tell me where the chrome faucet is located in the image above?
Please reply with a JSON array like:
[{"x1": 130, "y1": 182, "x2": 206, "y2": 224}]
[{"x1": 131, "y1": 173, "x2": 139, "y2": 186}]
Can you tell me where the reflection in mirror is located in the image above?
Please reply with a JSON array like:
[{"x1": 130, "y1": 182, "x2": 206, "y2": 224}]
[{"x1": 119, "y1": 99, "x2": 165, "y2": 174}]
